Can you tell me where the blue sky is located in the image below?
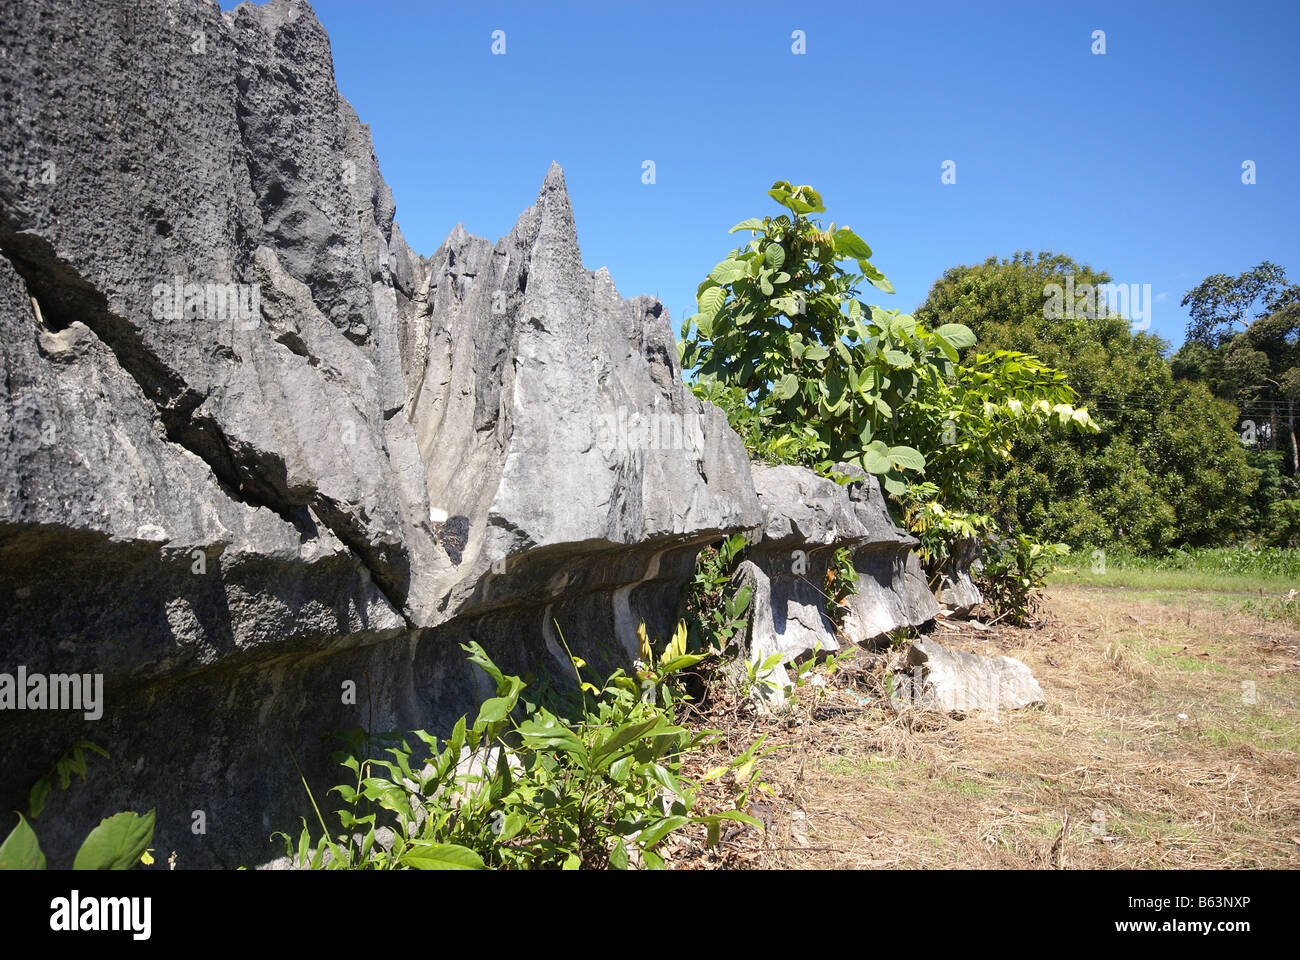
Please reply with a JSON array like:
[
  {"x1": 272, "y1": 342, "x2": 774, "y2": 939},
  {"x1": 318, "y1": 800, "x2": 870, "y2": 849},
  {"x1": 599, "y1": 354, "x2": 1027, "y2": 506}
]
[{"x1": 231, "y1": 0, "x2": 1299, "y2": 350}]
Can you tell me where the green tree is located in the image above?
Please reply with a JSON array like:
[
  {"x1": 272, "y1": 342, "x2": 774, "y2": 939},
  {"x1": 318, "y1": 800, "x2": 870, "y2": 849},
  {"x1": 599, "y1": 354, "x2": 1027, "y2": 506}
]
[
  {"x1": 679, "y1": 187, "x2": 1093, "y2": 503},
  {"x1": 916, "y1": 252, "x2": 1257, "y2": 552},
  {"x1": 1180, "y1": 261, "x2": 1297, "y2": 349},
  {"x1": 1172, "y1": 262, "x2": 1300, "y2": 475}
]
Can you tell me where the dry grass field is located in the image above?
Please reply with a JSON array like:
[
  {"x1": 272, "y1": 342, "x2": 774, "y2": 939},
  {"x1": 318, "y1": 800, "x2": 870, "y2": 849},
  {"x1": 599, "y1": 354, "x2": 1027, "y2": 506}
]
[{"x1": 670, "y1": 583, "x2": 1300, "y2": 869}]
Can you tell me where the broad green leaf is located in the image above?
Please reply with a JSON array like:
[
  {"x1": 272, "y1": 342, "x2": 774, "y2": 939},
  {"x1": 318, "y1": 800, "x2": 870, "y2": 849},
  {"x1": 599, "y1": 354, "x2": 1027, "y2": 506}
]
[
  {"x1": 935, "y1": 323, "x2": 977, "y2": 350},
  {"x1": 636, "y1": 815, "x2": 690, "y2": 849},
  {"x1": 0, "y1": 813, "x2": 45, "y2": 870},
  {"x1": 764, "y1": 244, "x2": 786, "y2": 271},
  {"x1": 803, "y1": 344, "x2": 830, "y2": 362},
  {"x1": 516, "y1": 716, "x2": 587, "y2": 759},
  {"x1": 889, "y1": 314, "x2": 917, "y2": 338},
  {"x1": 882, "y1": 349, "x2": 913, "y2": 368},
  {"x1": 591, "y1": 717, "x2": 661, "y2": 764},
  {"x1": 791, "y1": 185, "x2": 825, "y2": 213},
  {"x1": 401, "y1": 842, "x2": 486, "y2": 870},
  {"x1": 728, "y1": 218, "x2": 766, "y2": 234},
  {"x1": 475, "y1": 695, "x2": 513, "y2": 726},
  {"x1": 73, "y1": 809, "x2": 155, "y2": 870},
  {"x1": 28, "y1": 779, "x2": 50, "y2": 820},
  {"x1": 498, "y1": 812, "x2": 527, "y2": 843},
  {"x1": 660, "y1": 654, "x2": 706, "y2": 674},
  {"x1": 772, "y1": 374, "x2": 799, "y2": 400},
  {"x1": 833, "y1": 228, "x2": 872, "y2": 260},
  {"x1": 609, "y1": 839, "x2": 629, "y2": 870},
  {"x1": 709, "y1": 259, "x2": 748, "y2": 285},
  {"x1": 772, "y1": 296, "x2": 802, "y2": 316},
  {"x1": 698, "y1": 286, "x2": 725, "y2": 318},
  {"x1": 932, "y1": 332, "x2": 958, "y2": 363},
  {"x1": 887, "y1": 445, "x2": 926, "y2": 471},
  {"x1": 863, "y1": 448, "x2": 893, "y2": 474}
]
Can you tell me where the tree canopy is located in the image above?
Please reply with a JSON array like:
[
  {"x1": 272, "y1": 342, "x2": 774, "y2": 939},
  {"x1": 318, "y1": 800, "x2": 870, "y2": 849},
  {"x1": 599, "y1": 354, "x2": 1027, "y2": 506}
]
[{"x1": 915, "y1": 252, "x2": 1257, "y2": 552}]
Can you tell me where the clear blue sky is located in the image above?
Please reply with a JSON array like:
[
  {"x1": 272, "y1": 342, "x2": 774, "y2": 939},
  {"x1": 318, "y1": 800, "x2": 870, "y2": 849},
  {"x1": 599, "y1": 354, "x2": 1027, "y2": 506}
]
[{"x1": 228, "y1": 0, "x2": 1299, "y2": 350}]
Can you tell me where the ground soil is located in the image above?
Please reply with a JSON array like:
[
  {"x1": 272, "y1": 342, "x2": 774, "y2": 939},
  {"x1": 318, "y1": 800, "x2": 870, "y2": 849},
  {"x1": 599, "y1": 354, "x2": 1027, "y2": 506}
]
[{"x1": 668, "y1": 584, "x2": 1300, "y2": 869}]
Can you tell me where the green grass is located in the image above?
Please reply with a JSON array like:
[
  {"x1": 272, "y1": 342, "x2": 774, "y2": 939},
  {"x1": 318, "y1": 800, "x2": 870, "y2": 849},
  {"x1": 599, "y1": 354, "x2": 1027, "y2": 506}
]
[
  {"x1": 1050, "y1": 566, "x2": 1290, "y2": 594},
  {"x1": 1049, "y1": 546, "x2": 1300, "y2": 595},
  {"x1": 817, "y1": 755, "x2": 904, "y2": 781},
  {"x1": 941, "y1": 776, "x2": 994, "y2": 798},
  {"x1": 1241, "y1": 595, "x2": 1300, "y2": 627}
]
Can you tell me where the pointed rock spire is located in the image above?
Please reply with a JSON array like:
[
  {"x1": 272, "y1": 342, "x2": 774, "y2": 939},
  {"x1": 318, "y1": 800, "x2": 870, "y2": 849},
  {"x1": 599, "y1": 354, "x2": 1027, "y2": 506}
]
[{"x1": 530, "y1": 162, "x2": 581, "y2": 271}]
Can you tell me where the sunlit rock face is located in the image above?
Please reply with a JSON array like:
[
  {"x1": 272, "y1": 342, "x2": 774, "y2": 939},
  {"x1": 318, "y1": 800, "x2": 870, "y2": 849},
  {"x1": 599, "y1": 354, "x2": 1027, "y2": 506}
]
[
  {"x1": 0, "y1": 0, "x2": 758, "y2": 867},
  {"x1": 732, "y1": 463, "x2": 940, "y2": 707}
]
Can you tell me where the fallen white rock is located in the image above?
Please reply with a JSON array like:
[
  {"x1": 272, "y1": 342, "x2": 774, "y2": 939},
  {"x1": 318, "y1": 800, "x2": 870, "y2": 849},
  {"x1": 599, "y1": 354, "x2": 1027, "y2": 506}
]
[{"x1": 892, "y1": 637, "x2": 1045, "y2": 714}]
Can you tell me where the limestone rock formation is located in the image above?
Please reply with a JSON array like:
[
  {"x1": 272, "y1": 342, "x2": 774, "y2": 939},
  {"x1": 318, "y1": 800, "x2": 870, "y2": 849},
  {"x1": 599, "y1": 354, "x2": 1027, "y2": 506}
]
[
  {"x1": 733, "y1": 463, "x2": 939, "y2": 705},
  {"x1": 891, "y1": 637, "x2": 1045, "y2": 714},
  {"x1": 0, "y1": 0, "x2": 946, "y2": 868},
  {"x1": 0, "y1": 0, "x2": 757, "y2": 867},
  {"x1": 935, "y1": 538, "x2": 984, "y2": 618},
  {"x1": 833, "y1": 462, "x2": 943, "y2": 644}
]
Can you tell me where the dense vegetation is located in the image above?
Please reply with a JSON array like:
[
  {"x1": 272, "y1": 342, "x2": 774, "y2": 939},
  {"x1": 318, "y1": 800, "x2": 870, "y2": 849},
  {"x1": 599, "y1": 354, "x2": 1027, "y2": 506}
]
[
  {"x1": 1170, "y1": 261, "x2": 1300, "y2": 546},
  {"x1": 916, "y1": 252, "x2": 1283, "y2": 552},
  {"x1": 679, "y1": 185, "x2": 1098, "y2": 622}
]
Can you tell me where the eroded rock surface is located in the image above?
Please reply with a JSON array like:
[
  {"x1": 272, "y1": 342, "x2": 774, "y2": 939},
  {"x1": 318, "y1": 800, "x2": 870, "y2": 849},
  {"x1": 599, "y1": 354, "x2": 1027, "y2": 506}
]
[
  {"x1": 891, "y1": 637, "x2": 1045, "y2": 714},
  {"x1": 733, "y1": 463, "x2": 939, "y2": 706},
  {"x1": 0, "y1": 0, "x2": 757, "y2": 867},
  {"x1": 935, "y1": 537, "x2": 983, "y2": 618}
]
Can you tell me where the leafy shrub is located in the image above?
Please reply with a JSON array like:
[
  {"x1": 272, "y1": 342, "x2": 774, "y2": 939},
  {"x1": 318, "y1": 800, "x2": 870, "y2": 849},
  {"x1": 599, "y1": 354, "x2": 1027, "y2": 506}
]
[
  {"x1": 274, "y1": 633, "x2": 762, "y2": 870},
  {"x1": 679, "y1": 181, "x2": 952, "y2": 492},
  {"x1": 1266, "y1": 500, "x2": 1300, "y2": 548},
  {"x1": 680, "y1": 532, "x2": 753, "y2": 653},
  {"x1": 974, "y1": 534, "x2": 1069, "y2": 625},
  {"x1": 681, "y1": 530, "x2": 860, "y2": 703},
  {"x1": 679, "y1": 186, "x2": 1095, "y2": 591},
  {"x1": 825, "y1": 546, "x2": 860, "y2": 621}
]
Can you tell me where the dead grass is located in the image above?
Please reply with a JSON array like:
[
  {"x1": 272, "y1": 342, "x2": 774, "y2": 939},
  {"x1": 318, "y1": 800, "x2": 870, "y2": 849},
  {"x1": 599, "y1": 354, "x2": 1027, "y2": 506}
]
[{"x1": 665, "y1": 584, "x2": 1300, "y2": 869}]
